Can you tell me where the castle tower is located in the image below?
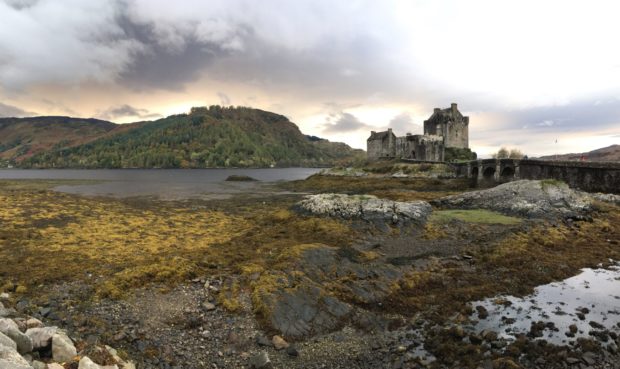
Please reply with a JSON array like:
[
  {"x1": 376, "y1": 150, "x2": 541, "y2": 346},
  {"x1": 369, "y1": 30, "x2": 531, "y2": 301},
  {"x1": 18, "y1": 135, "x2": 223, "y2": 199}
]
[{"x1": 423, "y1": 103, "x2": 469, "y2": 149}]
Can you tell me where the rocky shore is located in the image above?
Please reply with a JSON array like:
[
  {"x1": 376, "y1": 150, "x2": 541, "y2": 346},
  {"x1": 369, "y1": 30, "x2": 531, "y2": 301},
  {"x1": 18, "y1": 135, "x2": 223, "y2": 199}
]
[
  {"x1": 0, "y1": 294, "x2": 135, "y2": 369},
  {"x1": 1, "y1": 176, "x2": 619, "y2": 368}
]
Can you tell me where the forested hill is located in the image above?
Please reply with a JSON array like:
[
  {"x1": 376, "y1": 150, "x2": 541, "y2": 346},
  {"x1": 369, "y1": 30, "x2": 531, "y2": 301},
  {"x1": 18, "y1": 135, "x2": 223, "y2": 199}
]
[
  {"x1": 0, "y1": 116, "x2": 143, "y2": 163},
  {"x1": 16, "y1": 106, "x2": 364, "y2": 168},
  {"x1": 538, "y1": 145, "x2": 620, "y2": 162}
]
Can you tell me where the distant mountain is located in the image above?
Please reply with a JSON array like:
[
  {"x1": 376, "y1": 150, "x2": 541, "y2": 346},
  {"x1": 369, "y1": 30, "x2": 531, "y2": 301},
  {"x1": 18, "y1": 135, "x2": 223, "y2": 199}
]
[
  {"x1": 4, "y1": 106, "x2": 363, "y2": 168},
  {"x1": 538, "y1": 145, "x2": 620, "y2": 162}
]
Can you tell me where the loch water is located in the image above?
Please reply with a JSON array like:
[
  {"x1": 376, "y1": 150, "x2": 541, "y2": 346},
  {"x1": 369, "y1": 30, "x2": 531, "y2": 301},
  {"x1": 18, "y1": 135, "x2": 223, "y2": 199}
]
[{"x1": 0, "y1": 168, "x2": 322, "y2": 199}]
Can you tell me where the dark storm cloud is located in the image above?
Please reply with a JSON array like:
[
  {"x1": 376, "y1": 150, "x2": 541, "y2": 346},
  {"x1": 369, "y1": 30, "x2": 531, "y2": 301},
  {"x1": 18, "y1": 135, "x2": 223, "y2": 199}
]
[
  {"x1": 98, "y1": 104, "x2": 161, "y2": 120},
  {"x1": 322, "y1": 112, "x2": 371, "y2": 134},
  {"x1": 0, "y1": 0, "x2": 416, "y2": 101},
  {"x1": 0, "y1": 102, "x2": 35, "y2": 117}
]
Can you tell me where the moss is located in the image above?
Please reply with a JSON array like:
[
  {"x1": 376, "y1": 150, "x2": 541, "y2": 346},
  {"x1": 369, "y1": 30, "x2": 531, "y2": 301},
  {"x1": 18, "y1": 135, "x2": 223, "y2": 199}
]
[
  {"x1": 0, "y1": 188, "x2": 248, "y2": 298},
  {"x1": 218, "y1": 279, "x2": 242, "y2": 312},
  {"x1": 422, "y1": 222, "x2": 447, "y2": 240},
  {"x1": 540, "y1": 179, "x2": 566, "y2": 190},
  {"x1": 282, "y1": 175, "x2": 471, "y2": 195},
  {"x1": 430, "y1": 209, "x2": 522, "y2": 225},
  {"x1": 97, "y1": 257, "x2": 197, "y2": 298},
  {"x1": 250, "y1": 271, "x2": 289, "y2": 318},
  {"x1": 15, "y1": 285, "x2": 27, "y2": 294}
]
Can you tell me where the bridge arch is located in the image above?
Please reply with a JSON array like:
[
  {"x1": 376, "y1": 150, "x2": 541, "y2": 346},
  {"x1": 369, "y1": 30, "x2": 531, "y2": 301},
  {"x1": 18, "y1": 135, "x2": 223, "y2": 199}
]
[
  {"x1": 500, "y1": 166, "x2": 515, "y2": 179},
  {"x1": 483, "y1": 166, "x2": 496, "y2": 179}
]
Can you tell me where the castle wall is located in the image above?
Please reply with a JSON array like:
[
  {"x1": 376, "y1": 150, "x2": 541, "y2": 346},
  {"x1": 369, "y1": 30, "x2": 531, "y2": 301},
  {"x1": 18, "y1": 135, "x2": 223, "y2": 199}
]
[
  {"x1": 395, "y1": 135, "x2": 444, "y2": 161},
  {"x1": 367, "y1": 104, "x2": 467, "y2": 162}
]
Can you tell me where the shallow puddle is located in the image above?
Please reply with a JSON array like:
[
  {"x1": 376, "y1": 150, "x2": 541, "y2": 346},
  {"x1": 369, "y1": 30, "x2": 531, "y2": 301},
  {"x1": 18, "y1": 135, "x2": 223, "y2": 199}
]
[{"x1": 469, "y1": 263, "x2": 620, "y2": 347}]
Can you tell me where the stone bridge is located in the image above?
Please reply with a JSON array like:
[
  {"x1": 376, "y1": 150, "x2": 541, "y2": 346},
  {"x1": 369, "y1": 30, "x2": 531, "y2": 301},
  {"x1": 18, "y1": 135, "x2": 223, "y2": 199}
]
[{"x1": 454, "y1": 159, "x2": 620, "y2": 194}]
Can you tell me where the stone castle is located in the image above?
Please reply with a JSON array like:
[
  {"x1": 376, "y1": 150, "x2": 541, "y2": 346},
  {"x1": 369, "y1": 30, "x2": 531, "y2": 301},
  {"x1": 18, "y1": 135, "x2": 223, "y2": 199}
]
[{"x1": 367, "y1": 103, "x2": 469, "y2": 162}]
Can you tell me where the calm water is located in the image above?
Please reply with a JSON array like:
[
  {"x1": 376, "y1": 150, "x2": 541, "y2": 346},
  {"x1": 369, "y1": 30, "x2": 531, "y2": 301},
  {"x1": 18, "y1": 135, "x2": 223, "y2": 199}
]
[
  {"x1": 0, "y1": 168, "x2": 322, "y2": 199},
  {"x1": 469, "y1": 263, "x2": 620, "y2": 347}
]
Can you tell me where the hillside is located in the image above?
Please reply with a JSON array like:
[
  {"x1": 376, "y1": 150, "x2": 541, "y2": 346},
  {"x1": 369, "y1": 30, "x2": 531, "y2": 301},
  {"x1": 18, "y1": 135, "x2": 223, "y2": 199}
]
[
  {"x1": 538, "y1": 144, "x2": 620, "y2": 162},
  {"x1": 13, "y1": 106, "x2": 363, "y2": 168}
]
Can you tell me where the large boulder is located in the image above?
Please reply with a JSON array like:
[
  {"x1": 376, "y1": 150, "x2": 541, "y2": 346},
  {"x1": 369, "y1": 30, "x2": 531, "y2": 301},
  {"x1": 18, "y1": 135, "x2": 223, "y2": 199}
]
[
  {"x1": 297, "y1": 194, "x2": 431, "y2": 224},
  {"x1": 52, "y1": 333, "x2": 77, "y2": 362},
  {"x1": 433, "y1": 180, "x2": 592, "y2": 218},
  {"x1": 78, "y1": 356, "x2": 118, "y2": 369},
  {"x1": 25, "y1": 327, "x2": 57, "y2": 350},
  {"x1": 0, "y1": 319, "x2": 32, "y2": 354},
  {"x1": 0, "y1": 344, "x2": 32, "y2": 369},
  {"x1": 0, "y1": 332, "x2": 17, "y2": 351}
]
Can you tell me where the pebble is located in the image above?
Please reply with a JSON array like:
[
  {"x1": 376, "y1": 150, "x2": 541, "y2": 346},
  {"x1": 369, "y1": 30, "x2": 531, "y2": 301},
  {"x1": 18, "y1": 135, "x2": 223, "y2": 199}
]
[
  {"x1": 249, "y1": 351, "x2": 271, "y2": 369},
  {"x1": 286, "y1": 344, "x2": 299, "y2": 357},
  {"x1": 255, "y1": 335, "x2": 273, "y2": 347},
  {"x1": 272, "y1": 335, "x2": 289, "y2": 350}
]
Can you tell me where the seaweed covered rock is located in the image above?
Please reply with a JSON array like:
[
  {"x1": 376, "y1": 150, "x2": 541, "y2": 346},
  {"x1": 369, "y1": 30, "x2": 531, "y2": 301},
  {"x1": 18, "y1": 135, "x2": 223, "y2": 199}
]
[
  {"x1": 252, "y1": 244, "x2": 403, "y2": 338},
  {"x1": 433, "y1": 180, "x2": 592, "y2": 219},
  {"x1": 297, "y1": 194, "x2": 431, "y2": 224},
  {"x1": 225, "y1": 175, "x2": 258, "y2": 182}
]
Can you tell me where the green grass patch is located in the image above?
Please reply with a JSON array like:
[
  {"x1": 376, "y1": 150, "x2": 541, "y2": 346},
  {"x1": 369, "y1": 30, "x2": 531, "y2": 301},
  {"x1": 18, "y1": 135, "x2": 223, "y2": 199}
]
[
  {"x1": 431, "y1": 209, "x2": 522, "y2": 225},
  {"x1": 540, "y1": 179, "x2": 566, "y2": 190}
]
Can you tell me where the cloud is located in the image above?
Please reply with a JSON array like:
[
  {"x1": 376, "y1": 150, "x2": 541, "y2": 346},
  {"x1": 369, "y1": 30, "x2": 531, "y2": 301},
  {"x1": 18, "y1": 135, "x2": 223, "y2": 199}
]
[
  {"x1": 98, "y1": 104, "x2": 161, "y2": 121},
  {"x1": 388, "y1": 112, "x2": 420, "y2": 135},
  {"x1": 0, "y1": 0, "x2": 415, "y2": 98},
  {"x1": 0, "y1": 102, "x2": 35, "y2": 117},
  {"x1": 536, "y1": 120, "x2": 556, "y2": 127},
  {"x1": 322, "y1": 112, "x2": 371, "y2": 134},
  {"x1": 0, "y1": 1, "x2": 144, "y2": 90}
]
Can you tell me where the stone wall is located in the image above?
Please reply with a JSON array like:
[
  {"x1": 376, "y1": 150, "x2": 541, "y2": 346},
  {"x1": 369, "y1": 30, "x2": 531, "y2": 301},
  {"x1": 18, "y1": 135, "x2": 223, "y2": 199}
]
[
  {"x1": 395, "y1": 135, "x2": 444, "y2": 161},
  {"x1": 518, "y1": 160, "x2": 620, "y2": 194},
  {"x1": 456, "y1": 159, "x2": 620, "y2": 194},
  {"x1": 444, "y1": 119, "x2": 469, "y2": 149},
  {"x1": 367, "y1": 130, "x2": 396, "y2": 160}
]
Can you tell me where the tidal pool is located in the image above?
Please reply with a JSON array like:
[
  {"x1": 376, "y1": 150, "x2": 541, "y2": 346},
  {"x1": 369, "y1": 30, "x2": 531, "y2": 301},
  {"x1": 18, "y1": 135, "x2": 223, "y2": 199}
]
[{"x1": 469, "y1": 263, "x2": 620, "y2": 347}]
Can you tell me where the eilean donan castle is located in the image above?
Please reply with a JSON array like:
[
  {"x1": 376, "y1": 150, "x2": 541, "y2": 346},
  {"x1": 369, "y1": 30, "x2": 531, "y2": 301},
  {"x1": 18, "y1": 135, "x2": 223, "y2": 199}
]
[{"x1": 367, "y1": 103, "x2": 469, "y2": 162}]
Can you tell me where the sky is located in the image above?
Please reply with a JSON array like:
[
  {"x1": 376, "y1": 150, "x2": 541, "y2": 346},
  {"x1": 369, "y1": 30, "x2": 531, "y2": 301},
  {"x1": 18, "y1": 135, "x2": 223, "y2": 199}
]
[{"x1": 0, "y1": 0, "x2": 619, "y2": 158}]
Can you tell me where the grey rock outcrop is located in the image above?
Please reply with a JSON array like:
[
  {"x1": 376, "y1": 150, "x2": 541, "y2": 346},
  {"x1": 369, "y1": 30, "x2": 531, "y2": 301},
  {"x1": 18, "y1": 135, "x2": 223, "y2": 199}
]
[
  {"x1": 591, "y1": 192, "x2": 620, "y2": 205},
  {"x1": 298, "y1": 194, "x2": 431, "y2": 224},
  {"x1": 433, "y1": 180, "x2": 592, "y2": 218},
  {"x1": 254, "y1": 244, "x2": 403, "y2": 338}
]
